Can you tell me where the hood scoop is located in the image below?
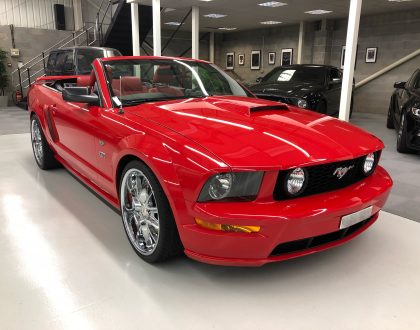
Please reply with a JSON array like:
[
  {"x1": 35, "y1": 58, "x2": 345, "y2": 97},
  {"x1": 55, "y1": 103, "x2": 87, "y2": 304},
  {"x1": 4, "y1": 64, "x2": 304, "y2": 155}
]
[{"x1": 249, "y1": 104, "x2": 289, "y2": 114}]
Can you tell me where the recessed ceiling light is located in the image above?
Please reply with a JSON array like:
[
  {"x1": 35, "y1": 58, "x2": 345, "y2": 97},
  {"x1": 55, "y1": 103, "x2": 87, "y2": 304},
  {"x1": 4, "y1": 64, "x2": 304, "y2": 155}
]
[
  {"x1": 388, "y1": 0, "x2": 414, "y2": 2},
  {"x1": 218, "y1": 27, "x2": 237, "y2": 31},
  {"x1": 258, "y1": 1, "x2": 288, "y2": 7},
  {"x1": 260, "y1": 20, "x2": 282, "y2": 24},
  {"x1": 199, "y1": 0, "x2": 214, "y2": 2},
  {"x1": 164, "y1": 22, "x2": 184, "y2": 26},
  {"x1": 305, "y1": 9, "x2": 333, "y2": 15},
  {"x1": 163, "y1": 8, "x2": 176, "y2": 13},
  {"x1": 203, "y1": 13, "x2": 227, "y2": 18}
]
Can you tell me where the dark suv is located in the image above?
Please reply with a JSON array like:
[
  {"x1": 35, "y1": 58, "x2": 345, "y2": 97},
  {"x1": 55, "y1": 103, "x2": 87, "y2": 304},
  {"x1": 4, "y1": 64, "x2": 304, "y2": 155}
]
[{"x1": 45, "y1": 46, "x2": 121, "y2": 76}]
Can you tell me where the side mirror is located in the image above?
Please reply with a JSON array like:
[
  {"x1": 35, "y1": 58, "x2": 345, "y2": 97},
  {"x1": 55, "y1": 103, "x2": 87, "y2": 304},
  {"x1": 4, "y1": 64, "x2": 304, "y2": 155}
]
[
  {"x1": 394, "y1": 81, "x2": 406, "y2": 89},
  {"x1": 256, "y1": 77, "x2": 263, "y2": 83},
  {"x1": 62, "y1": 87, "x2": 99, "y2": 105},
  {"x1": 329, "y1": 78, "x2": 342, "y2": 87}
]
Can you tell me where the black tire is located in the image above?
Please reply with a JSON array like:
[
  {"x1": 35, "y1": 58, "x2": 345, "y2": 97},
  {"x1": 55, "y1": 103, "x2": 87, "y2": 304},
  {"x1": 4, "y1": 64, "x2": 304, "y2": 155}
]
[
  {"x1": 30, "y1": 114, "x2": 60, "y2": 170},
  {"x1": 316, "y1": 100, "x2": 327, "y2": 114},
  {"x1": 119, "y1": 160, "x2": 182, "y2": 263},
  {"x1": 387, "y1": 98, "x2": 395, "y2": 129},
  {"x1": 396, "y1": 112, "x2": 411, "y2": 153}
]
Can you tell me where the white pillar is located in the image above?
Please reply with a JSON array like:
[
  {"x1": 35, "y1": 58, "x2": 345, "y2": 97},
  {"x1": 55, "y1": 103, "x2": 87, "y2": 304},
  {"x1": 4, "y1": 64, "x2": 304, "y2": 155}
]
[
  {"x1": 297, "y1": 21, "x2": 304, "y2": 64},
  {"x1": 339, "y1": 0, "x2": 362, "y2": 122},
  {"x1": 72, "y1": 0, "x2": 83, "y2": 30},
  {"x1": 152, "y1": 0, "x2": 161, "y2": 56},
  {"x1": 209, "y1": 32, "x2": 215, "y2": 63},
  {"x1": 192, "y1": 6, "x2": 200, "y2": 59},
  {"x1": 131, "y1": 3, "x2": 140, "y2": 56}
]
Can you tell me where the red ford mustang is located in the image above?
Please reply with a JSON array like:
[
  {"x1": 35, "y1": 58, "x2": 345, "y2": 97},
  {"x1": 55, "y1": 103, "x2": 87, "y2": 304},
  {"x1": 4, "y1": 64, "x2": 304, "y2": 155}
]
[{"x1": 28, "y1": 56, "x2": 393, "y2": 266}]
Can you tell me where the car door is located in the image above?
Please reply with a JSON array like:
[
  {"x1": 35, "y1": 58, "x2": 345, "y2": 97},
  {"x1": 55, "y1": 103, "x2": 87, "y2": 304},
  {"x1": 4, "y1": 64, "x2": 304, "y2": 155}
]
[
  {"x1": 49, "y1": 85, "x2": 100, "y2": 181},
  {"x1": 325, "y1": 68, "x2": 342, "y2": 115}
]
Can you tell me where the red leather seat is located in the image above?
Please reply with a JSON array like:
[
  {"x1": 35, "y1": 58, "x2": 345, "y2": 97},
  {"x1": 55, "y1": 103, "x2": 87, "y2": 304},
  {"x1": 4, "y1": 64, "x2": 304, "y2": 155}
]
[
  {"x1": 77, "y1": 75, "x2": 92, "y2": 87},
  {"x1": 150, "y1": 65, "x2": 184, "y2": 96},
  {"x1": 120, "y1": 77, "x2": 148, "y2": 95}
]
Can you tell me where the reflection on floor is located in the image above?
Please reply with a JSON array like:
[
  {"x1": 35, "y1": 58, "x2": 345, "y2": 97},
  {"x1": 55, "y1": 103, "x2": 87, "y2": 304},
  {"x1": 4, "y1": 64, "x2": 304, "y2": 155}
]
[
  {"x1": 0, "y1": 106, "x2": 29, "y2": 135},
  {"x1": 351, "y1": 112, "x2": 420, "y2": 222},
  {"x1": 0, "y1": 133, "x2": 419, "y2": 329}
]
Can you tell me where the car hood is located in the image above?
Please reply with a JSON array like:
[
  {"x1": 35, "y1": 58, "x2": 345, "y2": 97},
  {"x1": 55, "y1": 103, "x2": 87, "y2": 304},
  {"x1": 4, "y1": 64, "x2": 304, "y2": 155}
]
[
  {"x1": 127, "y1": 96, "x2": 383, "y2": 170},
  {"x1": 249, "y1": 82, "x2": 323, "y2": 98}
]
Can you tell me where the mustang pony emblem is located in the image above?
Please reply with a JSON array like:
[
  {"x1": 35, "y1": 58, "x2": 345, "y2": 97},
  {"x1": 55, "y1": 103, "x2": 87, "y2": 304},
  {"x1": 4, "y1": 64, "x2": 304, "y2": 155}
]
[{"x1": 333, "y1": 165, "x2": 355, "y2": 179}]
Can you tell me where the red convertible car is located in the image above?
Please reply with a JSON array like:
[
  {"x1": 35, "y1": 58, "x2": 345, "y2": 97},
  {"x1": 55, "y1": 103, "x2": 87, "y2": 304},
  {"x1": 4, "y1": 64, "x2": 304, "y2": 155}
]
[{"x1": 28, "y1": 56, "x2": 393, "y2": 266}]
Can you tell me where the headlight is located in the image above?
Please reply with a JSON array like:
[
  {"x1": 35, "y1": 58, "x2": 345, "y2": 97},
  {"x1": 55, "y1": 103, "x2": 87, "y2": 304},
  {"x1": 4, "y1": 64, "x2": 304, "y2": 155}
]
[
  {"x1": 363, "y1": 153, "x2": 376, "y2": 175},
  {"x1": 285, "y1": 167, "x2": 307, "y2": 196},
  {"x1": 297, "y1": 98, "x2": 308, "y2": 108},
  {"x1": 411, "y1": 107, "x2": 420, "y2": 117},
  {"x1": 198, "y1": 172, "x2": 264, "y2": 202}
]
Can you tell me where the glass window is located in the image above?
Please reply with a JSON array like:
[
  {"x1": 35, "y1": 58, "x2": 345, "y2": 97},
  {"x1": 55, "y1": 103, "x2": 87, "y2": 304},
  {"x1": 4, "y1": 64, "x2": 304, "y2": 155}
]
[
  {"x1": 54, "y1": 51, "x2": 73, "y2": 75},
  {"x1": 329, "y1": 69, "x2": 342, "y2": 81},
  {"x1": 46, "y1": 52, "x2": 58, "y2": 74},
  {"x1": 103, "y1": 59, "x2": 249, "y2": 105},
  {"x1": 409, "y1": 70, "x2": 420, "y2": 90},
  {"x1": 262, "y1": 66, "x2": 326, "y2": 84},
  {"x1": 76, "y1": 49, "x2": 106, "y2": 75}
]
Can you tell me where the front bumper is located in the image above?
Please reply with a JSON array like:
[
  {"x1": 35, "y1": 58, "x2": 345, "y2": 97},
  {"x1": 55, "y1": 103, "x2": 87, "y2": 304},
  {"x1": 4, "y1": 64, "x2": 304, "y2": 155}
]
[{"x1": 181, "y1": 166, "x2": 392, "y2": 266}]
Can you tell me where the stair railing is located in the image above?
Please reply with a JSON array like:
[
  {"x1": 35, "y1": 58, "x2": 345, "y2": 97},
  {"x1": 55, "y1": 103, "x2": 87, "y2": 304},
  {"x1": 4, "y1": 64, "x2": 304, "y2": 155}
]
[{"x1": 12, "y1": 26, "x2": 97, "y2": 96}]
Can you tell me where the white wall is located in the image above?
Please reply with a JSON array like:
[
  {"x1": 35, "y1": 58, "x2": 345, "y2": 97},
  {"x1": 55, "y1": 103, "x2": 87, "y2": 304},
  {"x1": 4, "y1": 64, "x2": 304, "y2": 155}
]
[{"x1": 0, "y1": 0, "x2": 74, "y2": 30}]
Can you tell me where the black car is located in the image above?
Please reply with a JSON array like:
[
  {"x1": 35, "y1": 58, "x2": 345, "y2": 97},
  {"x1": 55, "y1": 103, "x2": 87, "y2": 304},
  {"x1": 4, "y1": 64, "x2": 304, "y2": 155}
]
[
  {"x1": 249, "y1": 64, "x2": 352, "y2": 116},
  {"x1": 45, "y1": 46, "x2": 121, "y2": 76},
  {"x1": 387, "y1": 69, "x2": 420, "y2": 153}
]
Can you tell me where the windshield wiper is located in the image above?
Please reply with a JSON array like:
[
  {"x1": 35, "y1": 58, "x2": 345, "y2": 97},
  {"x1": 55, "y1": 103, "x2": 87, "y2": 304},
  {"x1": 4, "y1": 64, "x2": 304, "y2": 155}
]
[{"x1": 121, "y1": 95, "x2": 207, "y2": 105}]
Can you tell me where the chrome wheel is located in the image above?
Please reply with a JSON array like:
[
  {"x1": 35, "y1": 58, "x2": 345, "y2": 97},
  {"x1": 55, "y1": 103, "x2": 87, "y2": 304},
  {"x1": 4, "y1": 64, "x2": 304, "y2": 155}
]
[
  {"x1": 31, "y1": 118, "x2": 43, "y2": 164},
  {"x1": 120, "y1": 168, "x2": 160, "y2": 256}
]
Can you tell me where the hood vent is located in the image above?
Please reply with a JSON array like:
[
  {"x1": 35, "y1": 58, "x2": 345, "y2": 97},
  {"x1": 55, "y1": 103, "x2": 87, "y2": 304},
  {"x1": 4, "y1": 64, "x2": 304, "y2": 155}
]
[{"x1": 250, "y1": 104, "x2": 289, "y2": 113}]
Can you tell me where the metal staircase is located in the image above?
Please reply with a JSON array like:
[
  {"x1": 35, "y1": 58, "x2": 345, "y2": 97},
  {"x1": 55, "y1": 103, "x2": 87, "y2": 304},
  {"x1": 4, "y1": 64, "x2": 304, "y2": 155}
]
[{"x1": 11, "y1": 26, "x2": 97, "y2": 105}]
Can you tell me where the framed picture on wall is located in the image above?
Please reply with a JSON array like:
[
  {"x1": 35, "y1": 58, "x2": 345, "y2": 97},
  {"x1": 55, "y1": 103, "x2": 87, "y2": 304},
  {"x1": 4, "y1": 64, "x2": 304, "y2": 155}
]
[
  {"x1": 340, "y1": 46, "x2": 346, "y2": 69},
  {"x1": 268, "y1": 52, "x2": 276, "y2": 65},
  {"x1": 251, "y1": 50, "x2": 261, "y2": 70},
  {"x1": 281, "y1": 48, "x2": 293, "y2": 66},
  {"x1": 226, "y1": 52, "x2": 234, "y2": 70},
  {"x1": 238, "y1": 54, "x2": 245, "y2": 66},
  {"x1": 365, "y1": 47, "x2": 377, "y2": 63}
]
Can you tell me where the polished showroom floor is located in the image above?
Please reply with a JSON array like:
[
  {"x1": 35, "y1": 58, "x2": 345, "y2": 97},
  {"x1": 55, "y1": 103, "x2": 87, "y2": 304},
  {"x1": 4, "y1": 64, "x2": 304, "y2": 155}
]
[{"x1": 0, "y1": 108, "x2": 420, "y2": 329}]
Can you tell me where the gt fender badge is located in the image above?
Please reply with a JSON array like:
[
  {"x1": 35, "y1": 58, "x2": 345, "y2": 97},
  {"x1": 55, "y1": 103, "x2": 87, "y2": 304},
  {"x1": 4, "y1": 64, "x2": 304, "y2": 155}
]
[{"x1": 333, "y1": 165, "x2": 354, "y2": 179}]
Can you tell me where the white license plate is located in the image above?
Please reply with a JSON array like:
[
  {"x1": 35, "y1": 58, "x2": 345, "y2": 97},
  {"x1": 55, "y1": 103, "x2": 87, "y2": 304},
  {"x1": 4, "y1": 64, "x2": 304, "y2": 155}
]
[{"x1": 340, "y1": 206, "x2": 373, "y2": 229}]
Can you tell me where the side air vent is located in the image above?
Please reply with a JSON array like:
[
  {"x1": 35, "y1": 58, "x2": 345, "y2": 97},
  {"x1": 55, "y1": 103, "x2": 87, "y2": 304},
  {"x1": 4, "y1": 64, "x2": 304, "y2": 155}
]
[{"x1": 250, "y1": 105, "x2": 289, "y2": 113}]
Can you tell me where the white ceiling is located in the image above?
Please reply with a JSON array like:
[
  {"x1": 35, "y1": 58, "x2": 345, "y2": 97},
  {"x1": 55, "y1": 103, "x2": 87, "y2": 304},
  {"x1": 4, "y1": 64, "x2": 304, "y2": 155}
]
[{"x1": 134, "y1": 0, "x2": 420, "y2": 31}]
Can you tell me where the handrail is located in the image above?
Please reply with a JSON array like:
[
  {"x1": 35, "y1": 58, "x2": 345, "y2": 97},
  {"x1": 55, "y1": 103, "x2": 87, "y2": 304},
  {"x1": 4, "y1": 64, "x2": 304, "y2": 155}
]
[
  {"x1": 13, "y1": 27, "x2": 97, "y2": 90},
  {"x1": 11, "y1": 26, "x2": 94, "y2": 75},
  {"x1": 12, "y1": 0, "x2": 115, "y2": 97},
  {"x1": 356, "y1": 48, "x2": 420, "y2": 89}
]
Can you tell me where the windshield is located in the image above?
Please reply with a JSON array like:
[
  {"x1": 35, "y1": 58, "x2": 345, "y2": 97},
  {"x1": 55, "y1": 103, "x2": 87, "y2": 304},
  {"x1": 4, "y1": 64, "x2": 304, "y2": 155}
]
[
  {"x1": 103, "y1": 59, "x2": 250, "y2": 105},
  {"x1": 262, "y1": 66, "x2": 326, "y2": 84}
]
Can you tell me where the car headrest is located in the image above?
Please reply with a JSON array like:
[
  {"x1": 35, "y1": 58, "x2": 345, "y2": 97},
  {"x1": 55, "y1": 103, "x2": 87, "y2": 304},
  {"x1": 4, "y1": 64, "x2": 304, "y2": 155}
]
[
  {"x1": 77, "y1": 75, "x2": 92, "y2": 87},
  {"x1": 120, "y1": 76, "x2": 144, "y2": 91},
  {"x1": 153, "y1": 65, "x2": 177, "y2": 84},
  {"x1": 88, "y1": 70, "x2": 96, "y2": 87}
]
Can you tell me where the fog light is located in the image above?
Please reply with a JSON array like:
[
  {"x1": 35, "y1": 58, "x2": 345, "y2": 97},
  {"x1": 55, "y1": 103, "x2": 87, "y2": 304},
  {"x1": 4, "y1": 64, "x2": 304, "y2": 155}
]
[
  {"x1": 195, "y1": 218, "x2": 260, "y2": 233},
  {"x1": 285, "y1": 167, "x2": 307, "y2": 196},
  {"x1": 297, "y1": 99, "x2": 308, "y2": 108},
  {"x1": 363, "y1": 153, "x2": 375, "y2": 175}
]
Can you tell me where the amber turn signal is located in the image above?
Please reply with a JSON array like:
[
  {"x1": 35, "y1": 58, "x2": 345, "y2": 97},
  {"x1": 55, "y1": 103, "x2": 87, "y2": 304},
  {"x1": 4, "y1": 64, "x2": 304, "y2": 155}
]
[{"x1": 195, "y1": 218, "x2": 260, "y2": 233}]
